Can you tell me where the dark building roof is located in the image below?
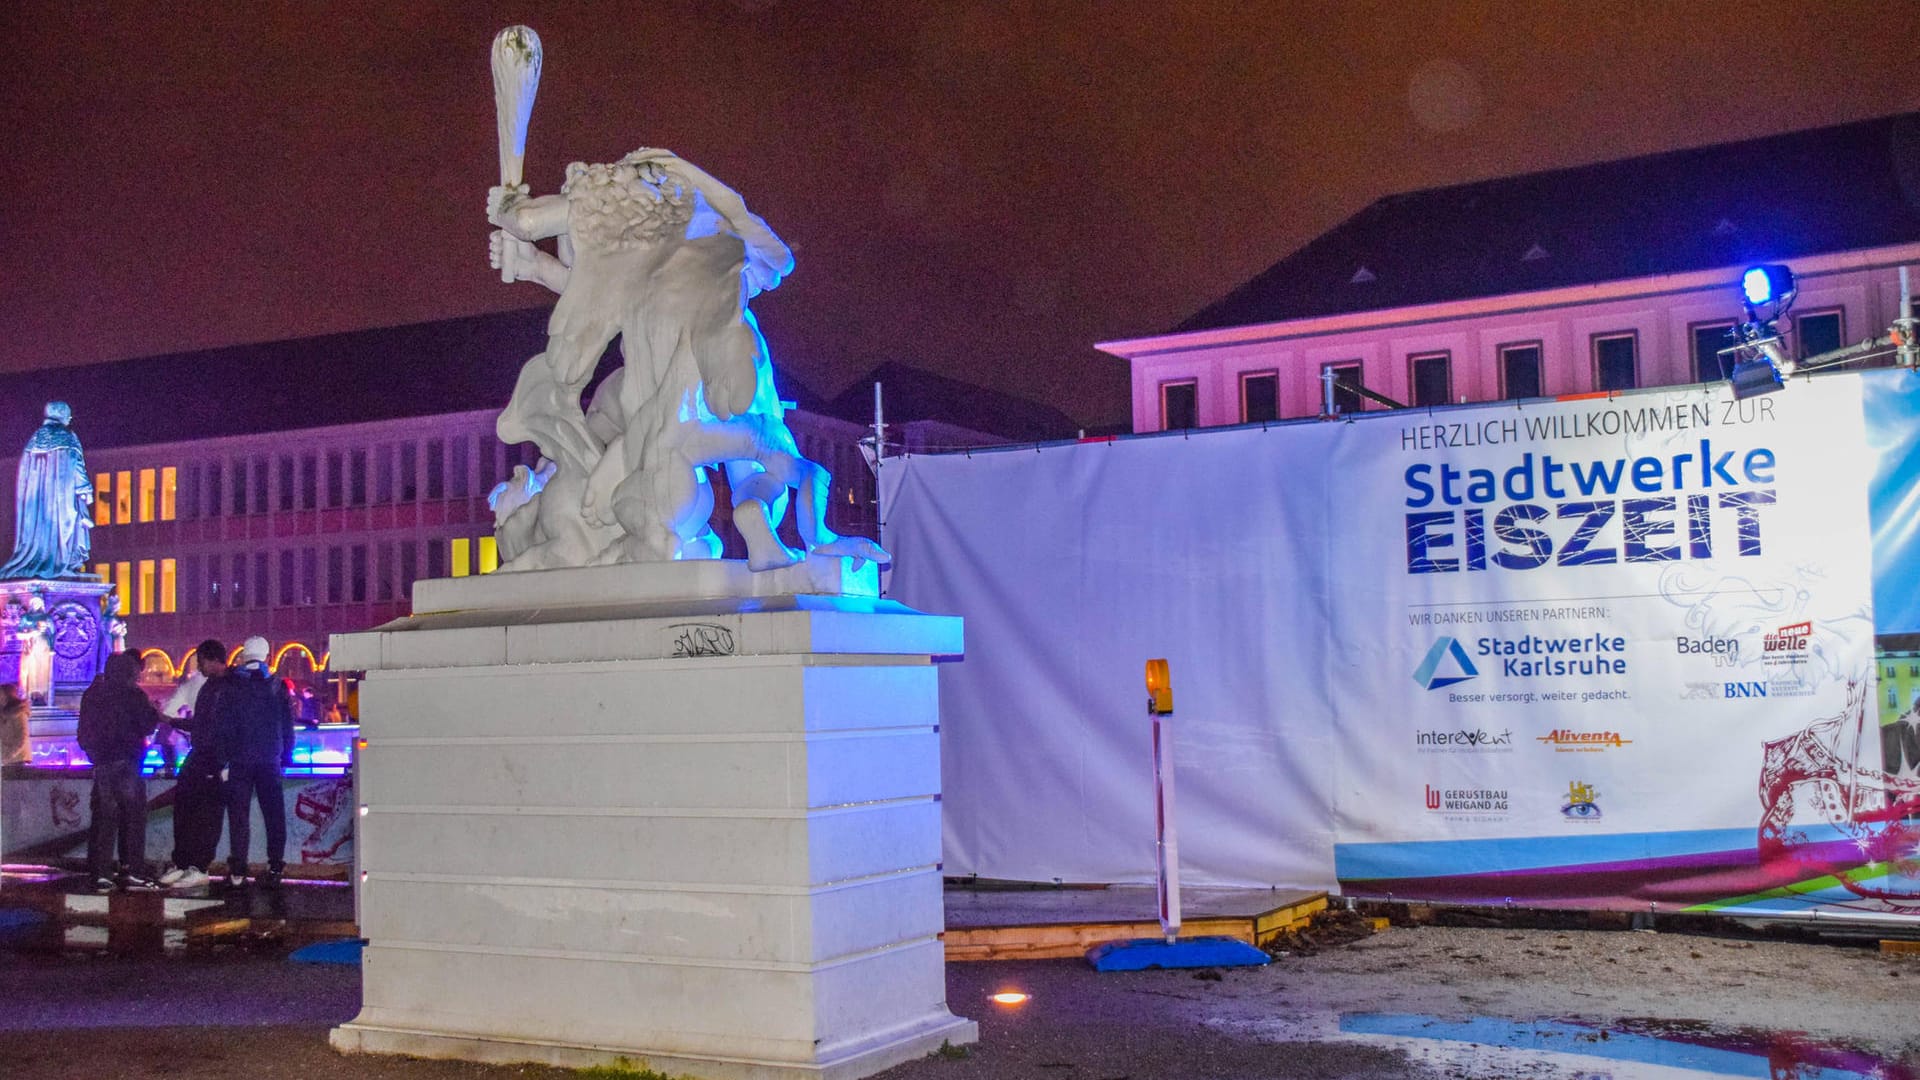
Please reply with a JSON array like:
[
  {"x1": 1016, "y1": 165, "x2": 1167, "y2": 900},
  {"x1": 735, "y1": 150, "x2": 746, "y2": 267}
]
[
  {"x1": 0, "y1": 309, "x2": 1064, "y2": 453},
  {"x1": 1179, "y1": 111, "x2": 1920, "y2": 334},
  {"x1": 824, "y1": 362, "x2": 1081, "y2": 444}
]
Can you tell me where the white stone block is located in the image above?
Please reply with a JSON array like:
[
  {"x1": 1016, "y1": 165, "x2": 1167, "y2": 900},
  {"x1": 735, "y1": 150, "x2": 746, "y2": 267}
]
[{"x1": 334, "y1": 583, "x2": 973, "y2": 1079}]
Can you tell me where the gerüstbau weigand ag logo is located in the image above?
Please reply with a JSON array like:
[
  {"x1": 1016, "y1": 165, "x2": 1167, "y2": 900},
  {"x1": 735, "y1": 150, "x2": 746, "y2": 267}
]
[{"x1": 1413, "y1": 636, "x2": 1479, "y2": 690}]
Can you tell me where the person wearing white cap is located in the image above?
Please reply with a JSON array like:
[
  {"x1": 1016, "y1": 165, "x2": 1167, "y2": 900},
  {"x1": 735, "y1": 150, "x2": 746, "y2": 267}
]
[{"x1": 209, "y1": 636, "x2": 295, "y2": 887}]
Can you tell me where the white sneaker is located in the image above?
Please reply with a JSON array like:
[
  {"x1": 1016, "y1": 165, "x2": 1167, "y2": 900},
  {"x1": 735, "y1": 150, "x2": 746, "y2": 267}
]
[
  {"x1": 169, "y1": 867, "x2": 212, "y2": 890},
  {"x1": 157, "y1": 866, "x2": 188, "y2": 886}
]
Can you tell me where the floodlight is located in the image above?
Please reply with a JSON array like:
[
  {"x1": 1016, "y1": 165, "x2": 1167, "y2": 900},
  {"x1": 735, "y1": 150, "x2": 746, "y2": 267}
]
[
  {"x1": 1741, "y1": 264, "x2": 1795, "y2": 308},
  {"x1": 1728, "y1": 355, "x2": 1784, "y2": 399}
]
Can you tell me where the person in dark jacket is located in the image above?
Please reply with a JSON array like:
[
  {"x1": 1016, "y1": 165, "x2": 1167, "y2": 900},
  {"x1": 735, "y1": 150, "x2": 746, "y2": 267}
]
[
  {"x1": 77, "y1": 649, "x2": 161, "y2": 890},
  {"x1": 212, "y1": 636, "x2": 295, "y2": 887},
  {"x1": 156, "y1": 639, "x2": 230, "y2": 890}
]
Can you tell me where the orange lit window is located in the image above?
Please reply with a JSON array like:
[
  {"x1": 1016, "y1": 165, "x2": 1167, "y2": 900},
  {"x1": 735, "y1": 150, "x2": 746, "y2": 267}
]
[
  {"x1": 94, "y1": 563, "x2": 111, "y2": 585},
  {"x1": 115, "y1": 562, "x2": 131, "y2": 611},
  {"x1": 94, "y1": 474, "x2": 111, "y2": 526},
  {"x1": 477, "y1": 536, "x2": 499, "y2": 574},
  {"x1": 161, "y1": 467, "x2": 177, "y2": 521},
  {"x1": 115, "y1": 471, "x2": 132, "y2": 524},
  {"x1": 138, "y1": 469, "x2": 156, "y2": 523},
  {"x1": 137, "y1": 559, "x2": 155, "y2": 615},
  {"x1": 160, "y1": 559, "x2": 176, "y2": 614},
  {"x1": 450, "y1": 537, "x2": 471, "y2": 578}
]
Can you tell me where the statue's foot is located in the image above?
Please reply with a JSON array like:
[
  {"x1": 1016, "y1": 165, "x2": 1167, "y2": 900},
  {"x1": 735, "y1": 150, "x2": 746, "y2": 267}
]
[
  {"x1": 746, "y1": 538, "x2": 805, "y2": 572},
  {"x1": 811, "y1": 536, "x2": 892, "y2": 569}
]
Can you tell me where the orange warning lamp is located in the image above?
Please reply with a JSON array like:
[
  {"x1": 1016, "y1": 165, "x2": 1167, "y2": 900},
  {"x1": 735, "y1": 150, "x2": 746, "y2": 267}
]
[{"x1": 1145, "y1": 658, "x2": 1173, "y2": 715}]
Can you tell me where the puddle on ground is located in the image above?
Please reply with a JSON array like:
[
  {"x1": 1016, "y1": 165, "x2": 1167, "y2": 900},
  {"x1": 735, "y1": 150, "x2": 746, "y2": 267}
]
[{"x1": 1213, "y1": 1011, "x2": 1913, "y2": 1079}]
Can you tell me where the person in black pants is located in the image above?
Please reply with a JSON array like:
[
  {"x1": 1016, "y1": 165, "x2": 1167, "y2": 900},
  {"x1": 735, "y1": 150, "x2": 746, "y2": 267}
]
[
  {"x1": 77, "y1": 650, "x2": 162, "y2": 891},
  {"x1": 156, "y1": 639, "x2": 231, "y2": 890},
  {"x1": 211, "y1": 636, "x2": 294, "y2": 888}
]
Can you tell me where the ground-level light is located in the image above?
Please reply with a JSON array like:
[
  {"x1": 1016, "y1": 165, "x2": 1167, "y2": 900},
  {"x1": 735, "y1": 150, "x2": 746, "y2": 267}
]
[{"x1": 989, "y1": 991, "x2": 1030, "y2": 1006}]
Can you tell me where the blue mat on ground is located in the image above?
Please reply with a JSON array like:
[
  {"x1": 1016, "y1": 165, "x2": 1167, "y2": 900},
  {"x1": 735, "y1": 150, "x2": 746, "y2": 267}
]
[
  {"x1": 0, "y1": 907, "x2": 49, "y2": 945},
  {"x1": 1087, "y1": 935, "x2": 1270, "y2": 971},
  {"x1": 289, "y1": 938, "x2": 364, "y2": 965}
]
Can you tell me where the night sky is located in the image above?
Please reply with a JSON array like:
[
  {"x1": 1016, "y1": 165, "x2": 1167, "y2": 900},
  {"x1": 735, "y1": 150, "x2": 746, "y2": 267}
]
[{"x1": 5, "y1": 2, "x2": 1918, "y2": 430}]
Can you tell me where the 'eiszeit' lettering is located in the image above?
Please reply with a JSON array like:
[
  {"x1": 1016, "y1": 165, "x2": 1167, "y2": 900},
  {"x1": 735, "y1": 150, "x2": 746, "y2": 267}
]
[{"x1": 1404, "y1": 439, "x2": 1777, "y2": 574}]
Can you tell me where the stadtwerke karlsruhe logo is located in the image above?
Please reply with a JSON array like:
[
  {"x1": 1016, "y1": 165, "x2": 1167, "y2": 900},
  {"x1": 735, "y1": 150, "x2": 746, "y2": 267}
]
[{"x1": 1413, "y1": 635, "x2": 1480, "y2": 690}]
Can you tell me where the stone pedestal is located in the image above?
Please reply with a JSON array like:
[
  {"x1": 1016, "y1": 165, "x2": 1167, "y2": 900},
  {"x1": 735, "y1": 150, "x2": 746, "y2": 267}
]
[{"x1": 328, "y1": 556, "x2": 975, "y2": 1079}]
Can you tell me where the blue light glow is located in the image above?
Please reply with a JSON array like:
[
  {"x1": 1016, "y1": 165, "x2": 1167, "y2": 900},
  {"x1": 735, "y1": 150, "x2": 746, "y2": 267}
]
[{"x1": 1743, "y1": 266, "x2": 1774, "y2": 305}]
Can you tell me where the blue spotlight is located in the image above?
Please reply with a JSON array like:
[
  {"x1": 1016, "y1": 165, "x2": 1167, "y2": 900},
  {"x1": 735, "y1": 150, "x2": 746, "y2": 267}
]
[{"x1": 1741, "y1": 264, "x2": 1795, "y2": 307}]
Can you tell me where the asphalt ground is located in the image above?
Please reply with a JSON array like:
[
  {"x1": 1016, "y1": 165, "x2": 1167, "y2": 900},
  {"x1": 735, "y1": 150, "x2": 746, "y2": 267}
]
[{"x1": 2, "y1": 923, "x2": 1917, "y2": 1079}]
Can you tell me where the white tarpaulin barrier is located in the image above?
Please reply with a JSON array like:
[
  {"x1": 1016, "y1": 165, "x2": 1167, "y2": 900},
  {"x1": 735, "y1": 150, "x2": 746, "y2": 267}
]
[{"x1": 883, "y1": 371, "x2": 1920, "y2": 919}]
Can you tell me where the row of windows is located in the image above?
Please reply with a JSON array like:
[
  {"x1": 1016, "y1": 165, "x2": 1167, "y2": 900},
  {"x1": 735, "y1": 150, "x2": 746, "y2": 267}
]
[
  {"x1": 96, "y1": 537, "x2": 499, "y2": 615},
  {"x1": 95, "y1": 559, "x2": 177, "y2": 615},
  {"x1": 1159, "y1": 310, "x2": 1848, "y2": 428},
  {"x1": 94, "y1": 469, "x2": 179, "y2": 525},
  {"x1": 94, "y1": 436, "x2": 537, "y2": 526}
]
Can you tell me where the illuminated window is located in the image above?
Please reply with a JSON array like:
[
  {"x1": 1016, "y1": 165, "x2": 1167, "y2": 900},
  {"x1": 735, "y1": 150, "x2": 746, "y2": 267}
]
[
  {"x1": 160, "y1": 559, "x2": 176, "y2": 614},
  {"x1": 138, "y1": 468, "x2": 156, "y2": 523},
  {"x1": 161, "y1": 467, "x2": 177, "y2": 521},
  {"x1": 1690, "y1": 322, "x2": 1736, "y2": 383},
  {"x1": 115, "y1": 470, "x2": 132, "y2": 524},
  {"x1": 1322, "y1": 361, "x2": 1365, "y2": 414},
  {"x1": 137, "y1": 560, "x2": 155, "y2": 614},
  {"x1": 478, "y1": 536, "x2": 499, "y2": 574},
  {"x1": 1795, "y1": 309, "x2": 1844, "y2": 361},
  {"x1": 94, "y1": 474, "x2": 112, "y2": 525},
  {"x1": 1410, "y1": 352, "x2": 1452, "y2": 407},
  {"x1": 94, "y1": 563, "x2": 110, "y2": 586},
  {"x1": 450, "y1": 537, "x2": 471, "y2": 578},
  {"x1": 1500, "y1": 342, "x2": 1543, "y2": 399},
  {"x1": 1240, "y1": 372, "x2": 1278, "y2": 424},
  {"x1": 115, "y1": 561, "x2": 132, "y2": 612},
  {"x1": 1592, "y1": 332, "x2": 1637, "y2": 391},
  {"x1": 1159, "y1": 380, "x2": 1197, "y2": 430}
]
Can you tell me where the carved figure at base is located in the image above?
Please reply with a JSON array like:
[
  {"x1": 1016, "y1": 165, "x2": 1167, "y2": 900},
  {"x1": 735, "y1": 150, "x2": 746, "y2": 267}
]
[
  {"x1": 485, "y1": 69, "x2": 887, "y2": 574},
  {"x1": 18, "y1": 594, "x2": 52, "y2": 706},
  {"x1": 0, "y1": 402, "x2": 94, "y2": 580}
]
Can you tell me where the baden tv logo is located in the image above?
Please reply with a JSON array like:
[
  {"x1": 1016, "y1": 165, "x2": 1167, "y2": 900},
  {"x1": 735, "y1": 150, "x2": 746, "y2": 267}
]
[{"x1": 1414, "y1": 636, "x2": 1480, "y2": 690}]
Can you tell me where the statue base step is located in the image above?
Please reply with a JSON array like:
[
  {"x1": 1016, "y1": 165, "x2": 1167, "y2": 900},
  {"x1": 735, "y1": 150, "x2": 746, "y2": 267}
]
[{"x1": 332, "y1": 1011, "x2": 977, "y2": 1079}]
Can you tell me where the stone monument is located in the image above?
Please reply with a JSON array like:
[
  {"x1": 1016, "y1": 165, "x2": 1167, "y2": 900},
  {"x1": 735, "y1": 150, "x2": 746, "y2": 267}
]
[
  {"x1": 328, "y1": 26, "x2": 974, "y2": 1078},
  {"x1": 0, "y1": 402, "x2": 118, "y2": 760}
]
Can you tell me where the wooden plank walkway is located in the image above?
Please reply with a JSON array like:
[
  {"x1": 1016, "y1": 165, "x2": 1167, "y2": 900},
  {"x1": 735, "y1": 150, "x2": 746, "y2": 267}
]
[{"x1": 941, "y1": 884, "x2": 1327, "y2": 961}]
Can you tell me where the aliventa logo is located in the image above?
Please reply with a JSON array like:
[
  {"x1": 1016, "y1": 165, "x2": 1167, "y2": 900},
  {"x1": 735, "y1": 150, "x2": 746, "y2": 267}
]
[
  {"x1": 1414, "y1": 636, "x2": 1480, "y2": 690},
  {"x1": 1536, "y1": 729, "x2": 1632, "y2": 752}
]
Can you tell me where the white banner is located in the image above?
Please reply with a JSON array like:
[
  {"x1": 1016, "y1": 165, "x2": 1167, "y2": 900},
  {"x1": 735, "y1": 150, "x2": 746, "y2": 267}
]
[{"x1": 885, "y1": 372, "x2": 1920, "y2": 916}]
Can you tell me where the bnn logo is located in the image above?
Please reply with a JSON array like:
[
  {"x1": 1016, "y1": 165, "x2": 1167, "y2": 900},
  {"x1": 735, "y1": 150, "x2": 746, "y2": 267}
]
[
  {"x1": 1414, "y1": 636, "x2": 1479, "y2": 690},
  {"x1": 1725, "y1": 681, "x2": 1768, "y2": 698}
]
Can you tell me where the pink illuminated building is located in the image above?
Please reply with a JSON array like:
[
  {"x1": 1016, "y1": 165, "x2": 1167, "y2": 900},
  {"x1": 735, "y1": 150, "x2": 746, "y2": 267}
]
[{"x1": 1102, "y1": 113, "x2": 1920, "y2": 429}]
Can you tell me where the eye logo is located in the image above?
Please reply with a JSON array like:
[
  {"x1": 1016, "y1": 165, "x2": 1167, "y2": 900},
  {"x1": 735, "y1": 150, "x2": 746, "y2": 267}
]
[
  {"x1": 1561, "y1": 780, "x2": 1602, "y2": 822},
  {"x1": 1413, "y1": 636, "x2": 1480, "y2": 690}
]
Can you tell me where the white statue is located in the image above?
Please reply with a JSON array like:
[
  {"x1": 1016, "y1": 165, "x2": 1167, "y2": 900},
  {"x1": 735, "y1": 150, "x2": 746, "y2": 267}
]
[{"x1": 483, "y1": 28, "x2": 886, "y2": 574}]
